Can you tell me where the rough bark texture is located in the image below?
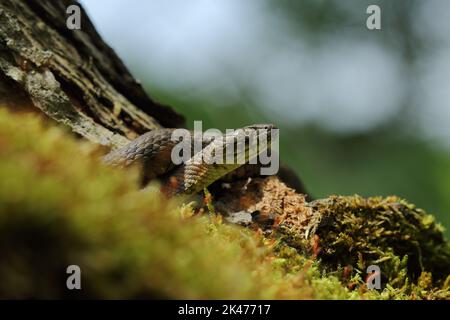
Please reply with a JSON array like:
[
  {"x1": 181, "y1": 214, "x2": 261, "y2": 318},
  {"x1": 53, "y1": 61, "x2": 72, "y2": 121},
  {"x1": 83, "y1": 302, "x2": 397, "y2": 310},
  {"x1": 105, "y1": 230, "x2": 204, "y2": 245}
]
[{"x1": 0, "y1": 0, "x2": 184, "y2": 148}]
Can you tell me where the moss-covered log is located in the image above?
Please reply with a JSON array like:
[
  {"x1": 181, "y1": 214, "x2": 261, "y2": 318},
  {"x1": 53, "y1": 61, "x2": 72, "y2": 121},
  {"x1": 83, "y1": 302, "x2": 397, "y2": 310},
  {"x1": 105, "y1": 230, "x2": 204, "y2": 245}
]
[
  {"x1": 210, "y1": 177, "x2": 450, "y2": 292},
  {"x1": 0, "y1": 108, "x2": 448, "y2": 299},
  {"x1": 1, "y1": 108, "x2": 448, "y2": 299}
]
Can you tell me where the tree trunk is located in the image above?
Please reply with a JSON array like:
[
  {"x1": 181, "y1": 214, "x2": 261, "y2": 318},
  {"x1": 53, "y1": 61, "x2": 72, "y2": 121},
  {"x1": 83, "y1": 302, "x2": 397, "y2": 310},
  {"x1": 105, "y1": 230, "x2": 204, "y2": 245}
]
[{"x1": 0, "y1": 0, "x2": 184, "y2": 148}]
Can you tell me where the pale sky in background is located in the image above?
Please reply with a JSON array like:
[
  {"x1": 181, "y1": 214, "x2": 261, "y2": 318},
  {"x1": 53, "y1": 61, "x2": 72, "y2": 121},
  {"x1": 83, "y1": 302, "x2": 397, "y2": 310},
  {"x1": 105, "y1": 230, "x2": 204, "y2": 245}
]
[
  {"x1": 81, "y1": 0, "x2": 450, "y2": 146},
  {"x1": 414, "y1": 1, "x2": 450, "y2": 146}
]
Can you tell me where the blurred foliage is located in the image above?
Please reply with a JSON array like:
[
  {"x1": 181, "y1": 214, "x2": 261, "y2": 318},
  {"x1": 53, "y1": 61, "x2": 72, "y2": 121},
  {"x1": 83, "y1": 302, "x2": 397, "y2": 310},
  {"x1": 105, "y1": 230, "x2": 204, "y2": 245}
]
[{"x1": 1, "y1": 108, "x2": 448, "y2": 299}]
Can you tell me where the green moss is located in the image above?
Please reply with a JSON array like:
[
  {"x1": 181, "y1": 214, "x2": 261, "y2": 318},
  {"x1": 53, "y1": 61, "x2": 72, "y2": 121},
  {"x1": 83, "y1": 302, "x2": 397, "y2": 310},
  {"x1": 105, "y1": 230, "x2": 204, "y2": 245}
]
[
  {"x1": 276, "y1": 195, "x2": 450, "y2": 298},
  {"x1": 314, "y1": 196, "x2": 448, "y2": 281},
  {"x1": 0, "y1": 108, "x2": 448, "y2": 299},
  {"x1": 0, "y1": 108, "x2": 352, "y2": 299}
]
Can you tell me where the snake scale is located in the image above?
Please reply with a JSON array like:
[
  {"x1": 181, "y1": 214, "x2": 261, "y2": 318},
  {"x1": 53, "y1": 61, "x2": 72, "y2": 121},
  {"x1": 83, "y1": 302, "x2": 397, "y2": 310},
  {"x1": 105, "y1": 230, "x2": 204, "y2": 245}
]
[{"x1": 102, "y1": 124, "x2": 277, "y2": 197}]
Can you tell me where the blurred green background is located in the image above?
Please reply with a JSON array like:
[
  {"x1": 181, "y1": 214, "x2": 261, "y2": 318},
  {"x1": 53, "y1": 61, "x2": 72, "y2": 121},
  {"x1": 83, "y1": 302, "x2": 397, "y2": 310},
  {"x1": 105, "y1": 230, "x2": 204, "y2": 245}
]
[{"x1": 82, "y1": 0, "x2": 450, "y2": 236}]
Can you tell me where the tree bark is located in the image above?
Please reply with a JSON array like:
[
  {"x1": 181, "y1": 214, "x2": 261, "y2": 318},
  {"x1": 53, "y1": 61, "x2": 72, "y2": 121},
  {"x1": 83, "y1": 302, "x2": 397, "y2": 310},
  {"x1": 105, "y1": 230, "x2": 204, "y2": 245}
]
[{"x1": 0, "y1": 0, "x2": 184, "y2": 148}]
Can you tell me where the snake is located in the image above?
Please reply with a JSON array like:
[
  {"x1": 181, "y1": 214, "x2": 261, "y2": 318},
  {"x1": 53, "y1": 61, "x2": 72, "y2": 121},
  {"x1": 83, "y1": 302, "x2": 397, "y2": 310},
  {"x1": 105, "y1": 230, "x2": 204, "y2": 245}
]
[{"x1": 102, "y1": 124, "x2": 277, "y2": 197}]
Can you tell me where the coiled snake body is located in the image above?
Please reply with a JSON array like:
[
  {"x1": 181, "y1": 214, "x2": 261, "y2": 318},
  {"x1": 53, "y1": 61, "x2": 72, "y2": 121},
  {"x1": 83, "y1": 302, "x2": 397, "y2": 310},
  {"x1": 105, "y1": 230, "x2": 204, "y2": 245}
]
[{"x1": 103, "y1": 124, "x2": 276, "y2": 196}]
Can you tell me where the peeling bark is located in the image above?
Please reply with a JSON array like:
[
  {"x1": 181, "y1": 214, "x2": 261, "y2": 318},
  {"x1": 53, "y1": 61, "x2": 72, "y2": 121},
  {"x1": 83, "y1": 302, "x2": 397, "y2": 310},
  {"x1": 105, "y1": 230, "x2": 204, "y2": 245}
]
[{"x1": 0, "y1": 0, "x2": 184, "y2": 147}]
